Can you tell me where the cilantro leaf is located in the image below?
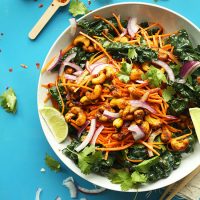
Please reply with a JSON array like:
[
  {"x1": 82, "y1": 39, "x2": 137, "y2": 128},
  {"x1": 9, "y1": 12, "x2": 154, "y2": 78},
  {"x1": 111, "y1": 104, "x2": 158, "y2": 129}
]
[
  {"x1": 69, "y1": 0, "x2": 89, "y2": 17},
  {"x1": 45, "y1": 154, "x2": 61, "y2": 172},
  {"x1": 117, "y1": 62, "x2": 132, "y2": 83},
  {"x1": 142, "y1": 66, "x2": 167, "y2": 87},
  {"x1": 131, "y1": 171, "x2": 147, "y2": 184},
  {"x1": 78, "y1": 146, "x2": 102, "y2": 174},
  {"x1": 162, "y1": 86, "x2": 176, "y2": 102},
  {"x1": 0, "y1": 87, "x2": 17, "y2": 113},
  {"x1": 108, "y1": 169, "x2": 133, "y2": 191},
  {"x1": 128, "y1": 48, "x2": 137, "y2": 60}
]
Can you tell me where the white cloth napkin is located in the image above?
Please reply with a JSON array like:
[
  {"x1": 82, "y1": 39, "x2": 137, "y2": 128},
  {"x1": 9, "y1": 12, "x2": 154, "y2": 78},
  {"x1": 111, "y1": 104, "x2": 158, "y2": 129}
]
[{"x1": 177, "y1": 173, "x2": 200, "y2": 200}]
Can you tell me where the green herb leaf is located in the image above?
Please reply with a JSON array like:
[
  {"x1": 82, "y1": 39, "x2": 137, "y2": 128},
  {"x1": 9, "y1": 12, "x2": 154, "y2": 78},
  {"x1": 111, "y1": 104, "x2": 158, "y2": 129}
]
[
  {"x1": 45, "y1": 154, "x2": 61, "y2": 172},
  {"x1": 108, "y1": 169, "x2": 133, "y2": 191},
  {"x1": 0, "y1": 88, "x2": 17, "y2": 113},
  {"x1": 128, "y1": 48, "x2": 137, "y2": 60},
  {"x1": 69, "y1": 0, "x2": 88, "y2": 17},
  {"x1": 142, "y1": 66, "x2": 167, "y2": 87},
  {"x1": 117, "y1": 62, "x2": 132, "y2": 83},
  {"x1": 162, "y1": 86, "x2": 176, "y2": 102},
  {"x1": 78, "y1": 146, "x2": 103, "y2": 174},
  {"x1": 131, "y1": 171, "x2": 147, "y2": 184}
]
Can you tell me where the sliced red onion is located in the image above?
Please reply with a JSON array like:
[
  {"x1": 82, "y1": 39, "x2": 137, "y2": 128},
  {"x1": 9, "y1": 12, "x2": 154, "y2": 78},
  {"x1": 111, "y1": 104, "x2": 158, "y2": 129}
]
[
  {"x1": 152, "y1": 60, "x2": 175, "y2": 82},
  {"x1": 128, "y1": 125, "x2": 145, "y2": 141},
  {"x1": 91, "y1": 125, "x2": 104, "y2": 145},
  {"x1": 63, "y1": 177, "x2": 77, "y2": 199},
  {"x1": 176, "y1": 79, "x2": 186, "y2": 84},
  {"x1": 147, "y1": 129, "x2": 162, "y2": 157},
  {"x1": 103, "y1": 110, "x2": 120, "y2": 119},
  {"x1": 69, "y1": 18, "x2": 77, "y2": 36},
  {"x1": 129, "y1": 100, "x2": 156, "y2": 114},
  {"x1": 87, "y1": 63, "x2": 102, "y2": 73},
  {"x1": 127, "y1": 17, "x2": 139, "y2": 38},
  {"x1": 80, "y1": 198, "x2": 87, "y2": 200},
  {"x1": 91, "y1": 64, "x2": 115, "y2": 75},
  {"x1": 164, "y1": 115, "x2": 178, "y2": 120},
  {"x1": 55, "y1": 197, "x2": 61, "y2": 200},
  {"x1": 77, "y1": 185, "x2": 106, "y2": 194},
  {"x1": 95, "y1": 56, "x2": 108, "y2": 64},
  {"x1": 78, "y1": 120, "x2": 90, "y2": 138},
  {"x1": 73, "y1": 70, "x2": 83, "y2": 76},
  {"x1": 47, "y1": 50, "x2": 62, "y2": 72},
  {"x1": 65, "y1": 74, "x2": 77, "y2": 81},
  {"x1": 180, "y1": 61, "x2": 200, "y2": 80},
  {"x1": 120, "y1": 28, "x2": 127, "y2": 37},
  {"x1": 59, "y1": 53, "x2": 77, "y2": 75},
  {"x1": 63, "y1": 62, "x2": 83, "y2": 72},
  {"x1": 135, "y1": 80, "x2": 145, "y2": 84},
  {"x1": 35, "y1": 188, "x2": 42, "y2": 200},
  {"x1": 75, "y1": 119, "x2": 96, "y2": 152}
]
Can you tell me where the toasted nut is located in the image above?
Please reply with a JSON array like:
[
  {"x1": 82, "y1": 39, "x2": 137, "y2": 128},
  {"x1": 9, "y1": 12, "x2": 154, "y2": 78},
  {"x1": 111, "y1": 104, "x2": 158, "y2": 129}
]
[
  {"x1": 111, "y1": 133, "x2": 123, "y2": 141},
  {"x1": 73, "y1": 35, "x2": 90, "y2": 47},
  {"x1": 145, "y1": 115, "x2": 162, "y2": 129},
  {"x1": 130, "y1": 68, "x2": 144, "y2": 81},
  {"x1": 134, "y1": 109, "x2": 145, "y2": 119},
  {"x1": 141, "y1": 121, "x2": 150, "y2": 135},
  {"x1": 142, "y1": 62, "x2": 150, "y2": 71},
  {"x1": 135, "y1": 119, "x2": 143, "y2": 125},
  {"x1": 80, "y1": 96, "x2": 90, "y2": 104},
  {"x1": 161, "y1": 126, "x2": 172, "y2": 143},
  {"x1": 113, "y1": 118, "x2": 123, "y2": 128}
]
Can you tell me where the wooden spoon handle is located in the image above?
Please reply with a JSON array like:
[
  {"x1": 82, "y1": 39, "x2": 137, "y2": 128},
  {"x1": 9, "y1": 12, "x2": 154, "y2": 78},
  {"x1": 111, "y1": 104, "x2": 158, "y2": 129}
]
[{"x1": 29, "y1": 2, "x2": 60, "y2": 40}]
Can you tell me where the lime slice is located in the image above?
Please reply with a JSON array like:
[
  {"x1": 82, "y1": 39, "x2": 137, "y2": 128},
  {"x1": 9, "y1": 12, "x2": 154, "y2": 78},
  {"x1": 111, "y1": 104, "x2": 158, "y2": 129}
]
[
  {"x1": 40, "y1": 106, "x2": 68, "y2": 143},
  {"x1": 189, "y1": 107, "x2": 200, "y2": 144}
]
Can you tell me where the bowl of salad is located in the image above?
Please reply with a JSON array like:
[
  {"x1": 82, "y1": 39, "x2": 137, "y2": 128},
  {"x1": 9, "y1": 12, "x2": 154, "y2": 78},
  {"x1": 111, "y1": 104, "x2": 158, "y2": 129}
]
[{"x1": 38, "y1": 2, "x2": 200, "y2": 192}]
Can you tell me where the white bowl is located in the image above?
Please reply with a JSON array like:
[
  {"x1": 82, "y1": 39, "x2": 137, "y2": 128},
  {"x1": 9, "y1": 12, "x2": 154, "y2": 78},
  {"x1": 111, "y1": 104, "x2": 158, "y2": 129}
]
[{"x1": 37, "y1": 2, "x2": 200, "y2": 192}]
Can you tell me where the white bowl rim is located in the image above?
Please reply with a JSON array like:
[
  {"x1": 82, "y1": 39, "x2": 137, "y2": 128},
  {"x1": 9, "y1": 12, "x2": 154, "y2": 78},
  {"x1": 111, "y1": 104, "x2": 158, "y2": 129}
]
[{"x1": 37, "y1": 2, "x2": 200, "y2": 192}]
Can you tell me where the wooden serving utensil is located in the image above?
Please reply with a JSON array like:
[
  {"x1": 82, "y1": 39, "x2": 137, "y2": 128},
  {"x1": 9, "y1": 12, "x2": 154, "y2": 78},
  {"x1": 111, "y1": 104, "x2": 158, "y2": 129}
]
[{"x1": 29, "y1": 0, "x2": 70, "y2": 40}]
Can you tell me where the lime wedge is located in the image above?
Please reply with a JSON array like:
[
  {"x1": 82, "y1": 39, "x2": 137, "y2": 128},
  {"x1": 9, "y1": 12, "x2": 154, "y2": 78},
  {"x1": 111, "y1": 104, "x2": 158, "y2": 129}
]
[
  {"x1": 40, "y1": 106, "x2": 68, "y2": 143},
  {"x1": 189, "y1": 107, "x2": 200, "y2": 144}
]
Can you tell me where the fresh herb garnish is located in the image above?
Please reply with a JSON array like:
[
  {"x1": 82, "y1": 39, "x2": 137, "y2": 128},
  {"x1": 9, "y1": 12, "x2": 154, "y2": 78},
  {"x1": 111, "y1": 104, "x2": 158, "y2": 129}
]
[
  {"x1": 69, "y1": 0, "x2": 89, "y2": 17},
  {"x1": 77, "y1": 146, "x2": 103, "y2": 174},
  {"x1": 0, "y1": 87, "x2": 17, "y2": 113},
  {"x1": 162, "y1": 86, "x2": 176, "y2": 102},
  {"x1": 117, "y1": 62, "x2": 132, "y2": 83},
  {"x1": 142, "y1": 66, "x2": 167, "y2": 87},
  {"x1": 45, "y1": 154, "x2": 61, "y2": 172}
]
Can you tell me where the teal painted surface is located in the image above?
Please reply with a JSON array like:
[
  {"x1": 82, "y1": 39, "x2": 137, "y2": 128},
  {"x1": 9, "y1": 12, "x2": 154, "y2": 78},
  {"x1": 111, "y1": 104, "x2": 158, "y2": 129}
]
[{"x1": 0, "y1": 0, "x2": 199, "y2": 199}]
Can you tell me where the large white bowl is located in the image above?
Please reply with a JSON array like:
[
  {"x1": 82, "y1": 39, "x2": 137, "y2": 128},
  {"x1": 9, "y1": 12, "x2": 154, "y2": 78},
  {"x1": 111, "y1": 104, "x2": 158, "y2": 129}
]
[{"x1": 37, "y1": 2, "x2": 200, "y2": 192}]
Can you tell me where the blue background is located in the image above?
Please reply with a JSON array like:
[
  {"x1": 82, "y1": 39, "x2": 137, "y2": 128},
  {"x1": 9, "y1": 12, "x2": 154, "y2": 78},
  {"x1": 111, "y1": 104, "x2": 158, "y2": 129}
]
[{"x1": 0, "y1": 0, "x2": 199, "y2": 199}]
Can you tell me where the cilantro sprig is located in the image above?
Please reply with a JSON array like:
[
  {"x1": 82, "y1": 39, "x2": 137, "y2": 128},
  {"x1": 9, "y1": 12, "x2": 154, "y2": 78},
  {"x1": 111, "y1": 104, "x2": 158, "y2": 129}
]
[
  {"x1": 45, "y1": 154, "x2": 61, "y2": 172},
  {"x1": 117, "y1": 62, "x2": 132, "y2": 83},
  {"x1": 69, "y1": 0, "x2": 89, "y2": 17},
  {"x1": 0, "y1": 87, "x2": 17, "y2": 113},
  {"x1": 142, "y1": 66, "x2": 167, "y2": 87}
]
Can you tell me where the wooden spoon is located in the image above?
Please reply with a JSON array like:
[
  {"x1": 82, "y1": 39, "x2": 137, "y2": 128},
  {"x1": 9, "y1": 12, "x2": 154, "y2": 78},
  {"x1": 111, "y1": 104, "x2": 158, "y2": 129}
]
[{"x1": 29, "y1": 0, "x2": 70, "y2": 40}]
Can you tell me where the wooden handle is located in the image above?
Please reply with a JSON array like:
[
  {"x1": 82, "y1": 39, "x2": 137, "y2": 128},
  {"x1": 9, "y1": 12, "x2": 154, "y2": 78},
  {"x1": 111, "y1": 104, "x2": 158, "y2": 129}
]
[{"x1": 29, "y1": 2, "x2": 60, "y2": 40}]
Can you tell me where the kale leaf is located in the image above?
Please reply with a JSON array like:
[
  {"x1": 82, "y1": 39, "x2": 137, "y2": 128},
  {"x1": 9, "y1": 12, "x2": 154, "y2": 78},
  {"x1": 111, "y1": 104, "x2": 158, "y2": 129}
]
[
  {"x1": 117, "y1": 62, "x2": 132, "y2": 83},
  {"x1": 78, "y1": 17, "x2": 127, "y2": 37},
  {"x1": 167, "y1": 30, "x2": 200, "y2": 61},
  {"x1": 105, "y1": 42, "x2": 158, "y2": 62}
]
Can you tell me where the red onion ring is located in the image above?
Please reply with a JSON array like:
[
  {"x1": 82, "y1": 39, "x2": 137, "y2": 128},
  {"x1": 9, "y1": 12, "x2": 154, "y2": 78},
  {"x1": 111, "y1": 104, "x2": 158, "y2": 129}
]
[
  {"x1": 35, "y1": 188, "x2": 42, "y2": 200},
  {"x1": 63, "y1": 62, "x2": 83, "y2": 72},
  {"x1": 91, "y1": 125, "x2": 104, "y2": 145},
  {"x1": 75, "y1": 119, "x2": 96, "y2": 152},
  {"x1": 77, "y1": 185, "x2": 106, "y2": 194},
  {"x1": 77, "y1": 120, "x2": 90, "y2": 138},
  {"x1": 180, "y1": 61, "x2": 200, "y2": 80},
  {"x1": 65, "y1": 74, "x2": 77, "y2": 81},
  {"x1": 103, "y1": 110, "x2": 120, "y2": 119},
  {"x1": 63, "y1": 177, "x2": 77, "y2": 199},
  {"x1": 152, "y1": 60, "x2": 175, "y2": 82},
  {"x1": 73, "y1": 70, "x2": 83, "y2": 76},
  {"x1": 127, "y1": 17, "x2": 139, "y2": 38},
  {"x1": 91, "y1": 64, "x2": 115, "y2": 75},
  {"x1": 128, "y1": 125, "x2": 145, "y2": 141},
  {"x1": 69, "y1": 18, "x2": 77, "y2": 36},
  {"x1": 47, "y1": 50, "x2": 62, "y2": 71},
  {"x1": 129, "y1": 100, "x2": 156, "y2": 114}
]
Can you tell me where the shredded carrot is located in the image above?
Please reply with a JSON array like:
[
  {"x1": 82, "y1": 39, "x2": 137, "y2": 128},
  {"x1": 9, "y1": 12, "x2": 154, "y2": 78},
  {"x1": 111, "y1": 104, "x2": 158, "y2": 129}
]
[
  {"x1": 102, "y1": 32, "x2": 114, "y2": 42},
  {"x1": 140, "y1": 141, "x2": 160, "y2": 156},
  {"x1": 62, "y1": 83, "x2": 93, "y2": 91},
  {"x1": 96, "y1": 142, "x2": 134, "y2": 151},
  {"x1": 126, "y1": 156, "x2": 143, "y2": 163},
  {"x1": 112, "y1": 13, "x2": 124, "y2": 32},
  {"x1": 80, "y1": 31, "x2": 119, "y2": 68},
  {"x1": 70, "y1": 121, "x2": 81, "y2": 130},
  {"x1": 94, "y1": 15, "x2": 120, "y2": 36}
]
